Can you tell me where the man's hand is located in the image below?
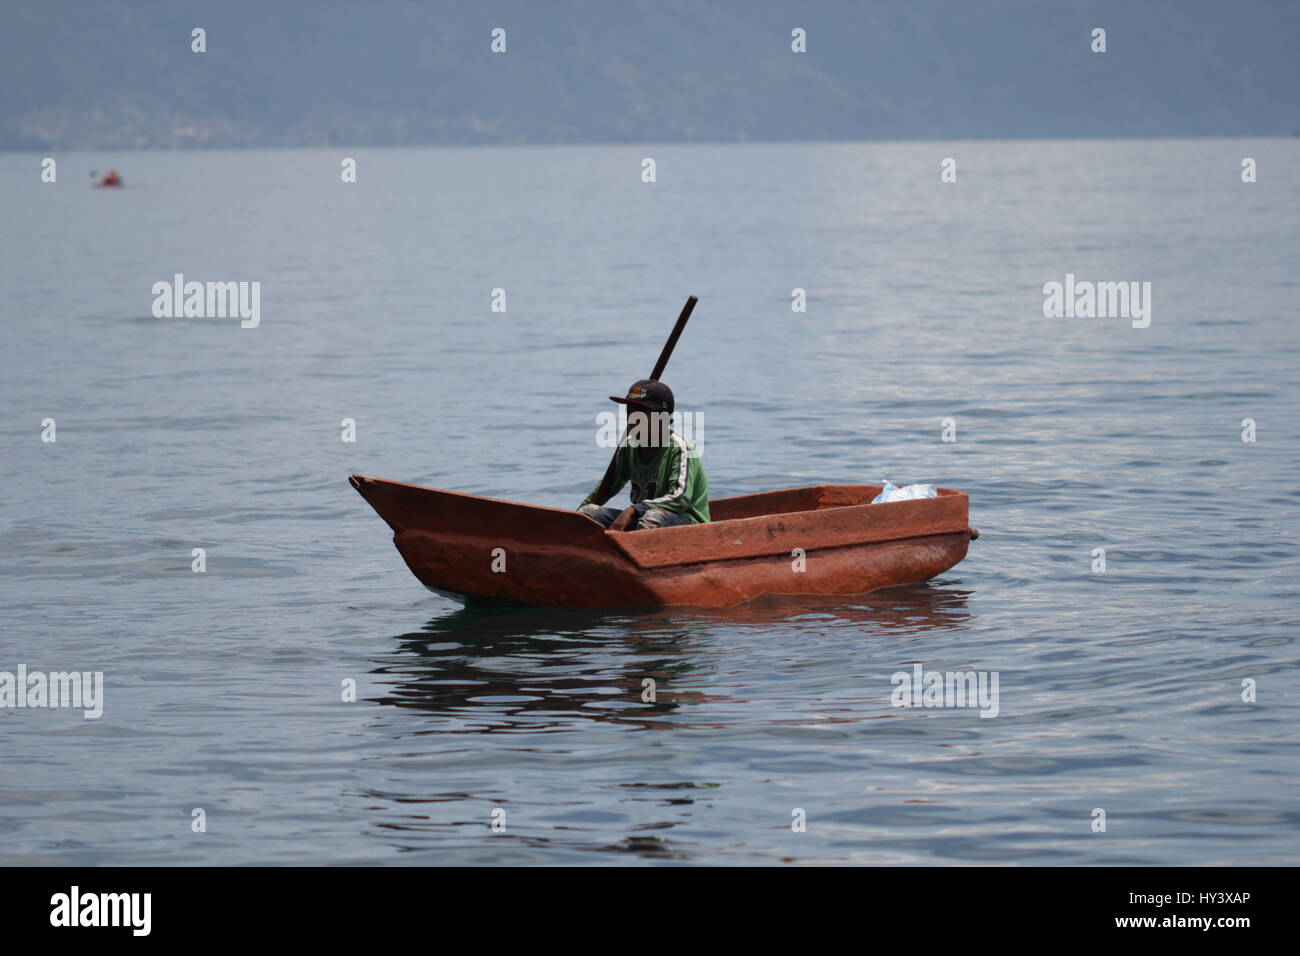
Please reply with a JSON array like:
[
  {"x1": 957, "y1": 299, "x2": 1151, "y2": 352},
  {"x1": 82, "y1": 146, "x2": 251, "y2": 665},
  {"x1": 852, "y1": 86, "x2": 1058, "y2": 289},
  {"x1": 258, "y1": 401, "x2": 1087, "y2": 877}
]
[{"x1": 608, "y1": 506, "x2": 639, "y2": 532}]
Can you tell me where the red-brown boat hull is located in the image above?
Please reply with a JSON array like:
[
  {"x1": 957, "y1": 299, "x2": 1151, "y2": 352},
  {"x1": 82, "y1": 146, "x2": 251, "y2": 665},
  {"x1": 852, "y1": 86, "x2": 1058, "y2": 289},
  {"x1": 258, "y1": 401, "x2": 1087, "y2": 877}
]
[{"x1": 349, "y1": 475, "x2": 973, "y2": 607}]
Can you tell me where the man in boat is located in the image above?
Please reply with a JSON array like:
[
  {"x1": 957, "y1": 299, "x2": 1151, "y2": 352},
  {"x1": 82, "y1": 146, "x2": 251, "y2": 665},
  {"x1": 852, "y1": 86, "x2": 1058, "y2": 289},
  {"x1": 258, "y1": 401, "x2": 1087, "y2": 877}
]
[{"x1": 579, "y1": 379, "x2": 709, "y2": 531}]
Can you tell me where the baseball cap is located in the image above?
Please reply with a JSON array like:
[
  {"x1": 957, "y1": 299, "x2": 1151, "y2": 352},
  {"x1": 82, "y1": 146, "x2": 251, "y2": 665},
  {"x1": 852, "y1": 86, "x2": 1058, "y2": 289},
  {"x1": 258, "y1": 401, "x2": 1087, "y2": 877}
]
[{"x1": 610, "y1": 379, "x2": 674, "y2": 415}]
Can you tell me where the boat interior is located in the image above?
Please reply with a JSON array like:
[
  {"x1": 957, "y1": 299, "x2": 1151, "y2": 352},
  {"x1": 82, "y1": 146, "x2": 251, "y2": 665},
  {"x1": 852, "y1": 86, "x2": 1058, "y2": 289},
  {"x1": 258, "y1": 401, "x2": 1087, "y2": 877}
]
[
  {"x1": 708, "y1": 484, "x2": 964, "y2": 522},
  {"x1": 709, "y1": 484, "x2": 874, "y2": 521}
]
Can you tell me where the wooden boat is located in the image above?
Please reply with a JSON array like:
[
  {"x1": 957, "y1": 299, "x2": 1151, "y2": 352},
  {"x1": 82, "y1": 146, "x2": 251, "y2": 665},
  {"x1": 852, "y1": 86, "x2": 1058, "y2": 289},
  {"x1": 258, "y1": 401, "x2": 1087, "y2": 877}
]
[{"x1": 350, "y1": 474, "x2": 976, "y2": 608}]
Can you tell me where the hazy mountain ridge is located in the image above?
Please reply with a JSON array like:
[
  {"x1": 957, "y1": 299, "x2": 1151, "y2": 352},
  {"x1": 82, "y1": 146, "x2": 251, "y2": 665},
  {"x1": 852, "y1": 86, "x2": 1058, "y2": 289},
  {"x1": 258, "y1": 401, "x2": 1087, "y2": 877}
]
[{"x1": 2, "y1": 0, "x2": 1296, "y2": 150}]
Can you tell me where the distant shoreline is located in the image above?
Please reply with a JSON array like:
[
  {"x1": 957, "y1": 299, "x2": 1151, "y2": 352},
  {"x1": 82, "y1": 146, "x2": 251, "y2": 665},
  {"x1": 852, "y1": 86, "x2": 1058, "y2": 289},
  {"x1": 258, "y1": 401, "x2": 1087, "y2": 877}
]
[{"x1": 5, "y1": 133, "x2": 1298, "y2": 156}]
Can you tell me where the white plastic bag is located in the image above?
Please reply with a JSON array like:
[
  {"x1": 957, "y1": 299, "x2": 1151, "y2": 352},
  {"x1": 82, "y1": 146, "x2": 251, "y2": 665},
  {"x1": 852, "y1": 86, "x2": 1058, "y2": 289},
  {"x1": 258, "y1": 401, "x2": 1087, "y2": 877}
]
[{"x1": 871, "y1": 480, "x2": 938, "y2": 504}]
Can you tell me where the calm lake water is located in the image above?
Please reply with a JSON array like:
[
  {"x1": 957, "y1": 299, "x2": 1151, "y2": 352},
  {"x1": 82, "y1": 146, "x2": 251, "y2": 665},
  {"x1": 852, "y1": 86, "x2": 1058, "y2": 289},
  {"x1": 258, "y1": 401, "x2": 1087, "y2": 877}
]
[{"x1": 1, "y1": 140, "x2": 1297, "y2": 865}]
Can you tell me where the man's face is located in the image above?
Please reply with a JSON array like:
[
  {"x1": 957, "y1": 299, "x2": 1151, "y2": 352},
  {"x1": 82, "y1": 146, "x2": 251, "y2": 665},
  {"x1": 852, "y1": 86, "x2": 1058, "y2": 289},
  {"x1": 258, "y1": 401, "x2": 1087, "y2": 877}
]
[{"x1": 625, "y1": 405, "x2": 663, "y2": 447}]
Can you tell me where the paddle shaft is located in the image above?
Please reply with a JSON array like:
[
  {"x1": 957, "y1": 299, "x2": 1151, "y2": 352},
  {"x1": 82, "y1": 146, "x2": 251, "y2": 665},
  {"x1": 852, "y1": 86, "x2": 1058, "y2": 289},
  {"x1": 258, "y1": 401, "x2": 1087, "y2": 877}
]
[
  {"x1": 593, "y1": 295, "x2": 698, "y2": 503},
  {"x1": 650, "y1": 295, "x2": 697, "y2": 381}
]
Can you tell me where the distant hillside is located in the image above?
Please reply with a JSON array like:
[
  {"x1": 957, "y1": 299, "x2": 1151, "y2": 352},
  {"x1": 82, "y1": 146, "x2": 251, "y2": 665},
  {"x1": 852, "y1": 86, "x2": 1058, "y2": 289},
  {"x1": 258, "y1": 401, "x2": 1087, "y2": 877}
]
[{"x1": 2, "y1": 0, "x2": 1296, "y2": 150}]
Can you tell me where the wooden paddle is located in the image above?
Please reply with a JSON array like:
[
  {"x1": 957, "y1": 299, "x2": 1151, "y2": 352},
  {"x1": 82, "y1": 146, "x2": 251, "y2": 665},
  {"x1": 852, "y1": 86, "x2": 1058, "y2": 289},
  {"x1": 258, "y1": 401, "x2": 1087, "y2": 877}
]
[{"x1": 592, "y1": 295, "x2": 698, "y2": 504}]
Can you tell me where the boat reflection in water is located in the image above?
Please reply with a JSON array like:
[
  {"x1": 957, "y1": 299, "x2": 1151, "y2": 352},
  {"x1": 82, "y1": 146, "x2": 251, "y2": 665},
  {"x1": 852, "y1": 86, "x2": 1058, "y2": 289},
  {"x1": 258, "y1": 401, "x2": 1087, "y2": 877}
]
[
  {"x1": 358, "y1": 583, "x2": 971, "y2": 861},
  {"x1": 369, "y1": 582, "x2": 973, "y2": 731}
]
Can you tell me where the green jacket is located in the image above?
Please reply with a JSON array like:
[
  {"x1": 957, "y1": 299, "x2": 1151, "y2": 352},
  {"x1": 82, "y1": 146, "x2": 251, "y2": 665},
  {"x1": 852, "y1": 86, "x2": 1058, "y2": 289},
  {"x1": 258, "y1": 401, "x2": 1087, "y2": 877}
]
[{"x1": 582, "y1": 432, "x2": 710, "y2": 523}]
